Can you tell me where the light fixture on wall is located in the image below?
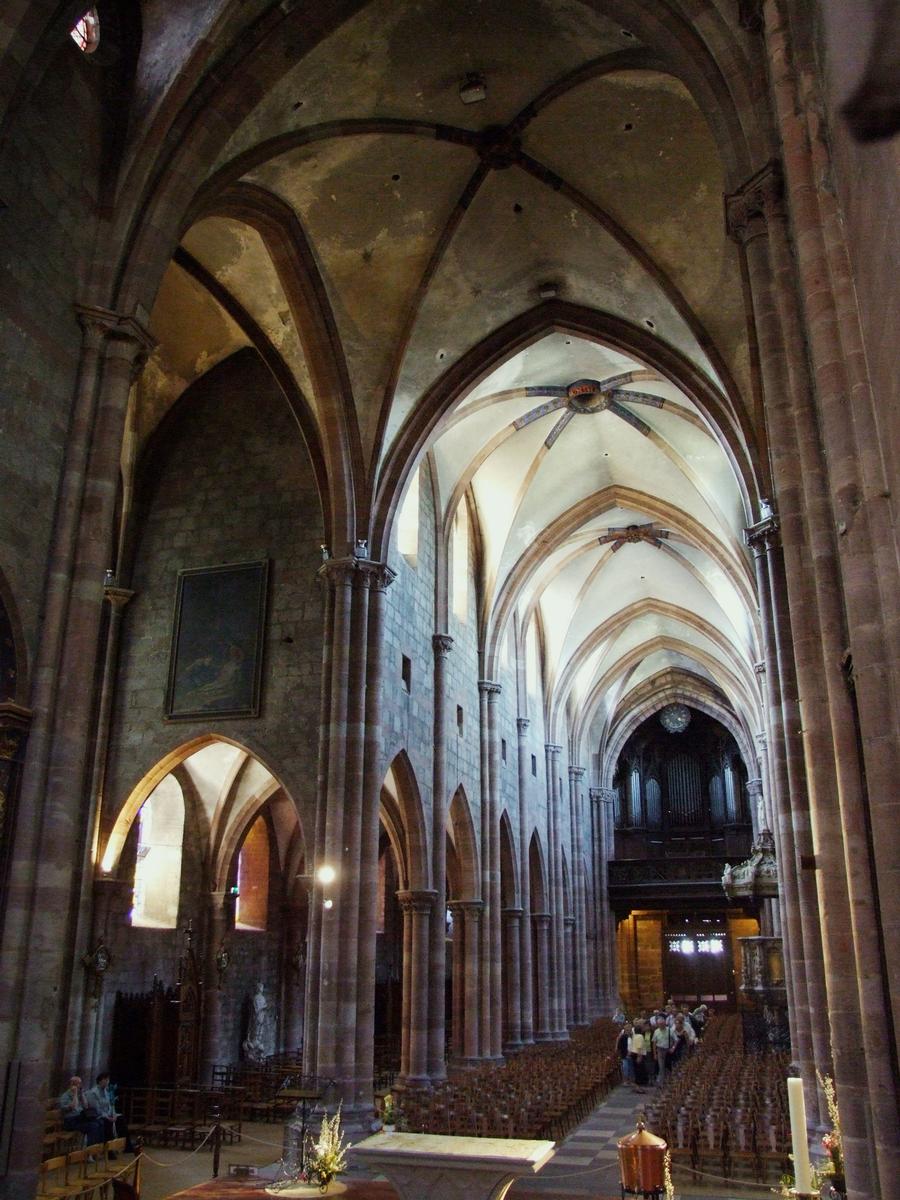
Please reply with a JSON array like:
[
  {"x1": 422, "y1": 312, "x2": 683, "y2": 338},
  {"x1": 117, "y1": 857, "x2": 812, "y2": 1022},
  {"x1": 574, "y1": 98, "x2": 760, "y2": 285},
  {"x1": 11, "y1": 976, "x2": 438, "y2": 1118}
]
[
  {"x1": 316, "y1": 864, "x2": 336, "y2": 885},
  {"x1": 459, "y1": 72, "x2": 487, "y2": 105}
]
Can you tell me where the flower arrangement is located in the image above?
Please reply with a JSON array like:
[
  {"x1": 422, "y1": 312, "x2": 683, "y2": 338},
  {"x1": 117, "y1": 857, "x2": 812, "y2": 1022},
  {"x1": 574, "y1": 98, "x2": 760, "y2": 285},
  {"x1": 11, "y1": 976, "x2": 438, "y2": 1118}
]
[
  {"x1": 813, "y1": 1073, "x2": 844, "y2": 1196},
  {"x1": 664, "y1": 1149, "x2": 675, "y2": 1200},
  {"x1": 305, "y1": 1105, "x2": 348, "y2": 1193}
]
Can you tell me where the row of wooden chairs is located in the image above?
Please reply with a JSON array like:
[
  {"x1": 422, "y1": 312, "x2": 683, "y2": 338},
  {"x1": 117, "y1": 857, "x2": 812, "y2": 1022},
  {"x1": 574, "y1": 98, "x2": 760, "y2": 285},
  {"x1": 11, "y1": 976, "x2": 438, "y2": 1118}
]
[
  {"x1": 121, "y1": 1086, "x2": 243, "y2": 1148},
  {"x1": 398, "y1": 1020, "x2": 621, "y2": 1142},
  {"x1": 38, "y1": 1139, "x2": 139, "y2": 1199},
  {"x1": 643, "y1": 1014, "x2": 791, "y2": 1185}
]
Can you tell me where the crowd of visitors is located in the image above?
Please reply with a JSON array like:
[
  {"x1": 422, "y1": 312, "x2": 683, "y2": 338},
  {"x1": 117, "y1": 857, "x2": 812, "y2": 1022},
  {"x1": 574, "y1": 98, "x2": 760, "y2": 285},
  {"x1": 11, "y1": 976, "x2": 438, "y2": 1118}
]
[{"x1": 614, "y1": 1000, "x2": 710, "y2": 1090}]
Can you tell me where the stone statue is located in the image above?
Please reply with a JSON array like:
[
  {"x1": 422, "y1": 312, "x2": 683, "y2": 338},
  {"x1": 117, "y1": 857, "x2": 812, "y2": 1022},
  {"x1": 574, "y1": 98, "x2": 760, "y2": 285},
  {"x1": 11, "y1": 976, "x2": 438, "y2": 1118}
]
[{"x1": 243, "y1": 980, "x2": 274, "y2": 1062}]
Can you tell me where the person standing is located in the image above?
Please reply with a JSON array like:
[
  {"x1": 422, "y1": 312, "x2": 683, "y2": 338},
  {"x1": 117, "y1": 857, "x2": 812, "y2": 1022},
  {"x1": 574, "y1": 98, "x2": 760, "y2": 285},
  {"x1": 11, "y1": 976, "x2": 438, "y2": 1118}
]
[
  {"x1": 617, "y1": 1022, "x2": 634, "y2": 1086},
  {"x1": 652, "y1": 1017, "x2": 673, "y2": 1086},
  {"x1": 629, "y1": 1021, "x2": 650, "y2": 1090}
]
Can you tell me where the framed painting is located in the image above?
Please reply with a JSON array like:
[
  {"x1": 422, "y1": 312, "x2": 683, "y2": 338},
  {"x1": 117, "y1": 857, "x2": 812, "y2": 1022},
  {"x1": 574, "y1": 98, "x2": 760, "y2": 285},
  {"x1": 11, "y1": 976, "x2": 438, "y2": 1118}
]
[{"x1": 165, "y1": 560, "x2": 269, "y2": 720}]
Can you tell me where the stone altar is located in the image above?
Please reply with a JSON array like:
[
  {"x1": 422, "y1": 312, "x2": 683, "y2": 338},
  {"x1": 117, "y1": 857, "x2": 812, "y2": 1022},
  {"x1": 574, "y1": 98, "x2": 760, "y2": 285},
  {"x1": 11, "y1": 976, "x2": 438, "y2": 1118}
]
[{"x1": 349, "y1": 1132, "x2": 556, "y2": 1200}]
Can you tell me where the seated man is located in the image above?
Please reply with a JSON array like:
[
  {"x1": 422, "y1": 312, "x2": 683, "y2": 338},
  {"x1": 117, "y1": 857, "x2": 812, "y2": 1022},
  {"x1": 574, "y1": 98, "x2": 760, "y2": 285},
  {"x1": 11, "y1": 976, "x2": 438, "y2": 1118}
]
[
  {"x1": 83, "y1": 1072, "x2": 135, "y2": 1155},
  {"x1": 59, "y1": 1076, "x2": 104, "y2": 1147}
]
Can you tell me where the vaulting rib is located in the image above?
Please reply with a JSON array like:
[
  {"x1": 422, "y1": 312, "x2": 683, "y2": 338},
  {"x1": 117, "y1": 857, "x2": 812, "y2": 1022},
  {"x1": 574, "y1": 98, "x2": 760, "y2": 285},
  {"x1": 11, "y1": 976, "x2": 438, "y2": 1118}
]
[
  {"x1": 544, "y1": 410, "x2": 575, "y2": 448},
  {"x1": 512, "y1": 394, "x2": 567, "y2": 430}
]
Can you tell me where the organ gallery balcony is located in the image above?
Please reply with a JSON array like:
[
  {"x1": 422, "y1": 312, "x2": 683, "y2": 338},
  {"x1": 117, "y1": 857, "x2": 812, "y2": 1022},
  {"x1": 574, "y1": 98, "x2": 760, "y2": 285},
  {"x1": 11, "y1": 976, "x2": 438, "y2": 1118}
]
[{"x1": 608, "y1": 855, "x2": 741, "y2": 909}]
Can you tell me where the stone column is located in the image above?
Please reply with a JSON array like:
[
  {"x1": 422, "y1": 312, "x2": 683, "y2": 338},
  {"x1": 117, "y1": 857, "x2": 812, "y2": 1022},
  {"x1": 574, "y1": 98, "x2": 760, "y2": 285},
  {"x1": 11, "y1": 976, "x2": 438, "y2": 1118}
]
[
  {"x1": 308, "y1": 556, "x2": 395, "y2": 1107},
  {"x1": 502, "y1": 907, "x2": 523, "y2": 1051},
  {"x1": 568, "y1": 766, "x2": 589, "y2": 1024},
  {"x1": 200, "y1": 891, "x2": 232, "y2": 1080},
  {"x1": 461, "y1": 900, "x2": 484, "y2": 1062},
  {"x1": 427, "y1": 634, "x2": 453, "y2": 1080},
  {"x1": 532, "y1": 912, "x2": 552, "y2": 1041},
  {"x1": 764, "y1": 15, "x2": 900, "y2": 1178},
  {"x1": 63, "y1": 583, "x2": 134, "y2": 1071},
  {"x1": 563, "y1": 916, "x2": 575, "y2": 1028},
  {"x1": 397, "y1": 890, "x2": 436, "y2": 1087},
  {"x1": 727, "y1": 158, "x2": 897, "y2": 1194},
  {"x1": 745, "y1": 520, "x2": 808, "y2": 1071},
  {"x1": 478, "y1": 679, "x2": 503, "y2": 1060},
  {"x1": 303, "y1": 579, "x2": 334, "y2": 1078},
  {"x1": 447, "y1": 901, "x2": 466, "y2": 1061},
  {"x1": 354, "y1": 563, "x2": 393, "y2": 1102},
  {"x1": 515, "y1": 718, "x2": 534, "y2": 1044},
  {"x1": 592, "y1": 787, "x2": 617, "y2": 1013},
  {"x1": 544, "y1": 744, "x2": 566, "y2": 1038},
  {"x1": 0, "y1": 309, "x2": 152, "y2": 1199}
]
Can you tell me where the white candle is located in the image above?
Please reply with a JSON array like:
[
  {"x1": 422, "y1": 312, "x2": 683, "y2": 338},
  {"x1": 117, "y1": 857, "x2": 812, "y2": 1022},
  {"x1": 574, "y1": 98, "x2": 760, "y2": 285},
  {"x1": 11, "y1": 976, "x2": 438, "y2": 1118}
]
[{"x1": 787, "y1": 1076, "x2": 813, "y2": 1194}]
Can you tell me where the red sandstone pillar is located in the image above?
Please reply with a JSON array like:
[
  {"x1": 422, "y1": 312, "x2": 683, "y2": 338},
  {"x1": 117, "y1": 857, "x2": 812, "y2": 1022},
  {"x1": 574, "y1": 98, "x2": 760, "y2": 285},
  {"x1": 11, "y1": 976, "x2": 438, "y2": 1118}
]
[
  {"x1": 502, "y1": 907, "x2": 523, "y2": 1051},
  {"x1": 397, "y1": 890, "x2": 436, "y2": 1088},
  {"x1": 532, "y1": 912, "x2": 552, "y2": 1041},
  {"x1": 447, "y1": 901, "x2": 465, "y2": 1061},
  {"x1": 727, "y1": 159, "x2": 893, "y2": 1196},
  {"x1": 462, "y1": 900, "x2": 483, "y2": 1061},
  {"x1": 354, "y1": 564, "x2": 393, "y2": 1104},
  {"x1": 427, "y1": 634, "x2": 453, "y2": 1080},
  {"x1": 544, "y1": 743, "x2": 566, "y2": 1038},
  {"x1": 516, "y1": 717, "x2": 534, "y2": 1044}
]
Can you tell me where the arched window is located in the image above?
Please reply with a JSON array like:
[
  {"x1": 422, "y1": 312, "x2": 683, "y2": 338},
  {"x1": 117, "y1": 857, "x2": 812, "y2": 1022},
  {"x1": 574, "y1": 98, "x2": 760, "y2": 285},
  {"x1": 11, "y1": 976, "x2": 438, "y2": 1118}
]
[
  {"x1": 451, "y1": 501, "x2": 469, "y2": 622},
  {"x1": 397, "y1": 467, "x2": 420, "y2": 566},
  {"x1": 70, "y1": 8, "x2": 100, "y2": 53},
  {"x1": 131, "y1": 775, "x2": 184, "y2": 928},
  {"x1": 235, "y1": 816, "x2": 269, "y2": 931}
]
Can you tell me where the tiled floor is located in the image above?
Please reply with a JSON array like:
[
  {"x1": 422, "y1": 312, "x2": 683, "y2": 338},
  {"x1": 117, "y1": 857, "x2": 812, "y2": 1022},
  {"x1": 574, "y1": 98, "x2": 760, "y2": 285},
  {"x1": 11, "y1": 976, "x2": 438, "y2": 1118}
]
[{"x1": 141, "y1": 1089, "x2": 777, "y2": 1200}]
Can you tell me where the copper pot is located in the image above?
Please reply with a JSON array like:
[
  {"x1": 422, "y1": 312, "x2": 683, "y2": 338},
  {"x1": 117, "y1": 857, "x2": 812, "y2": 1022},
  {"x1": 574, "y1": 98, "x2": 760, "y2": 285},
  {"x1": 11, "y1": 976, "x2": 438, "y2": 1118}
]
[{"x1": 617, "y1": 1119, "x2": 667, "y2": 1194}]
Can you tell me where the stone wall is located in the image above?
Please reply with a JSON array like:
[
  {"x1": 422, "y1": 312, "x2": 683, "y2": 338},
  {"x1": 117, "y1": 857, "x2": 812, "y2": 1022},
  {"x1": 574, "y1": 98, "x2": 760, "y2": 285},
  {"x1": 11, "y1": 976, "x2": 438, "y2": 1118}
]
[
  {"x1": 103, "y1": 348, "x2": 325, "y2": 839},
  {"x1": 0, "y1": 39, "x2": 105, "y2": 671}
]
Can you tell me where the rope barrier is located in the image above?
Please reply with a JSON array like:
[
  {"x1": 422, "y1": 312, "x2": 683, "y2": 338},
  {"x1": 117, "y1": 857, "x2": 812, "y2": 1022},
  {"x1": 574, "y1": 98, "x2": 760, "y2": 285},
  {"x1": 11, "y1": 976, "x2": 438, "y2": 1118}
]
[{"x1": 139, "y1": 1128, "x2": 214, "y2": 1167}]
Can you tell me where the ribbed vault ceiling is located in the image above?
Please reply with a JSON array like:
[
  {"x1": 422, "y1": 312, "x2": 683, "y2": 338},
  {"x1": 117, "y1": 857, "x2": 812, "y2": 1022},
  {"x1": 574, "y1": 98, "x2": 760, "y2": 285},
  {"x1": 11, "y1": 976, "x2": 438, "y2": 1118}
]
[{"x1": 139, "y1": 0, "x2": 764, "y2": 768}]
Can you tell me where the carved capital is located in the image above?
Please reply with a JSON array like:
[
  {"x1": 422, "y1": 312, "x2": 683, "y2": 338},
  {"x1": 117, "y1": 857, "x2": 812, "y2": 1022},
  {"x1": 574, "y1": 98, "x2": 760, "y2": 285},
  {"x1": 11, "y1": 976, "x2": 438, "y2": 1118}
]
[
  {"x1": 432, "y1": 633, "x2": 454, "y2": 659},
  {"x1": 397, "y1": 888, "x2": 438, "y2": 914},
  {"x1": 568, "y1": 764, "x2": 585, "y2": 781},
  {"x1": 318, "y1": 557, "x2": 396, "y2": 592},
  {"x1": 502, "y1": 906, "x2": 524, "y2": 921},
  {"x1": 591, "y1": 786, "x2": 617, "y2": 805},
  {"x1": 104, "y1": 586, "x2": 135, "y2": 611},
  {"x1": 516, "y1": 717, "x2": 530, "y2": 735},
  {"x1": 449, "y1": 898, "x2": 484, "y2": 922},
  {"x1": 744, "y1": 514, "x2": 781, "y2": 553},
  {"x1": 478, "y1": 678, "x2": 501, "y2": 697},
  {"x1": 544, "y1": 743, "x2": 562, "y2": 756},
  {"x1": 564, "y1": 915, "x2": 576, "y2": 928},
  {"x1": 725, "y1": 160, "x2": 785, "y2": 244},
  {"x1": 531, "y1": 911, "x2": 551, "y2": 928},
  {"x1": 76, "y1": 305, "x2": 156, "y2": 364}
]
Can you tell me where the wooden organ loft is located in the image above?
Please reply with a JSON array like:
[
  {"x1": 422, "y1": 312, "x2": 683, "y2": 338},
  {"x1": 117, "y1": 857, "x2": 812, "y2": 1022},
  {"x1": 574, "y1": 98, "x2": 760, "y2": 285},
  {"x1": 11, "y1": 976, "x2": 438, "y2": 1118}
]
[{"x1": 608, "y1": 706, "x2": 757, "y2": 1012}]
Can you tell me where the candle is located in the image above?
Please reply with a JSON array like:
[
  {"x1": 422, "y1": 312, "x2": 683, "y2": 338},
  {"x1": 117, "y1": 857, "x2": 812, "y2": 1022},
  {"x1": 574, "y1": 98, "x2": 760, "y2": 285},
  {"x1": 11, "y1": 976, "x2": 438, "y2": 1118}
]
[{"x1": 787, "y1": 1076, "x2": 813, "y2": 1194}]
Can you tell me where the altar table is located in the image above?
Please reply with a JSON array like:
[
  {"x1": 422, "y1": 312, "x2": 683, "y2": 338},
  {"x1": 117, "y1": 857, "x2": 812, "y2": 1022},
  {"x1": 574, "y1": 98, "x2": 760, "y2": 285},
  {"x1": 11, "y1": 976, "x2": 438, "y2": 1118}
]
[{"x1": 349, "y1": 1131, "x2": 556, "y2": 1200}]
